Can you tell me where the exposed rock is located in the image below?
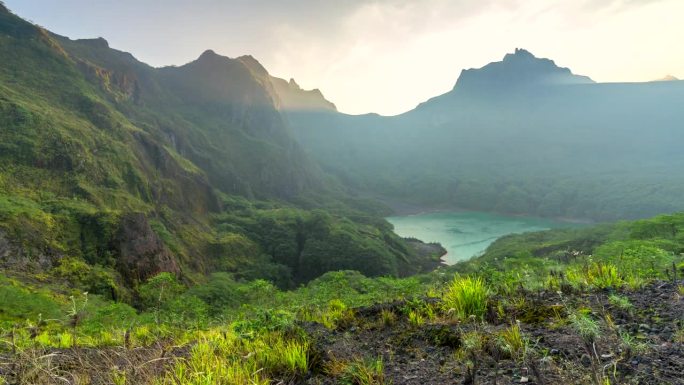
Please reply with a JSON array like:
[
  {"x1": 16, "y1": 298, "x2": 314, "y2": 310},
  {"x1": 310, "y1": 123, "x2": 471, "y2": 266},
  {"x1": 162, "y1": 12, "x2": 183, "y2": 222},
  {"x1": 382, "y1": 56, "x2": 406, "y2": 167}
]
[
  {"x1": 0, "y1": 231, "x2": 10, "y2": 261},
  {"x1": 114, "y1": 213, "x2": 179, "y2": 284},
  {"x1": 0, "y1": 230, "x2": 58, "y2": 272}
]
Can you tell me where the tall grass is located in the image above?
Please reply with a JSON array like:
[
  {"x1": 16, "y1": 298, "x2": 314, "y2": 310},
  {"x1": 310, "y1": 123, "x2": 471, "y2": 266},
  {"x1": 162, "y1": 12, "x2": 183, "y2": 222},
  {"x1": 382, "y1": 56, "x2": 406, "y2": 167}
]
[
  {"x1": 340, "y1": 357, "x2": 385, "y2": 385},
  {"x1": 155, "y1": 329, "x2": 308, "y2": 385},
  {"x1": 442, "y1": 276, "x2": 490, "y2": 320}
]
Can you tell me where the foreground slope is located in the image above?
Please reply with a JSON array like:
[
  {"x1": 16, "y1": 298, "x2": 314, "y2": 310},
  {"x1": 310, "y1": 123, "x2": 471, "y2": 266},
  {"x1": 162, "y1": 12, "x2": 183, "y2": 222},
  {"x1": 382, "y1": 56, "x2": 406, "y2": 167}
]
[{"x1": 1, "y1": 213, "x2": 682, "y2": 384}]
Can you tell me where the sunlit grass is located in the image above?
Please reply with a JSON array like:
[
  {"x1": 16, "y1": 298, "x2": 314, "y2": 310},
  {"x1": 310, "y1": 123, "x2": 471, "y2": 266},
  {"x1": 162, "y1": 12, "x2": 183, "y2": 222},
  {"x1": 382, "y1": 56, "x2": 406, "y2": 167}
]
[{"x1": 442, "y1": 276, "x2": 490, "y2": 320}]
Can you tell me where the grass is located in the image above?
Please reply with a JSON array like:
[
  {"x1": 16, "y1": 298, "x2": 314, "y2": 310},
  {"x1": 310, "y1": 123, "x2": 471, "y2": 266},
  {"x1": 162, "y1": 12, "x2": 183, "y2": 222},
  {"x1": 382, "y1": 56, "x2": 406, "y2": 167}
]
[
  {"x1": 499, "y1": 323, "x2": 526, "y2": 359},
  {"x1": 442, "y1": 276, "x2": 490, "y2": 320},
  {"x1": 155, "y1": 329, "x2": 308, "y2": 385},
  {"x1": 379, "y1": 309, "x2": 396, "y2": 327},
  {"x1": 339, "y1": 357, "x2": 385, "y2": 385},
  {"x1": 608, "y1": 294, "x2": 632, "y2": 310},
  {"x1": 408, "y1": 309, "x2": 425, "y2": 326},
  {"x1": 570, "y1": 312, "x2": 600, "y2": 343}
]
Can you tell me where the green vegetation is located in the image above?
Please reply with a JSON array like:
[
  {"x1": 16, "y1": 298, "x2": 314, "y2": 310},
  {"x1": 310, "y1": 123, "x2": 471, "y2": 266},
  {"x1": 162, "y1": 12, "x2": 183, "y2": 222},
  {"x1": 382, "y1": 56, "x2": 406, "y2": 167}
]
[
  {"x1": 2, "y1": 211, "x2": 683, "y2": 384},
  {"x1": 338, "y1": 357, "x2": 386, "y2": 385},
  {"x1": 1, "y1": 5, "x2": 683, "y2": 385},
  {"x1": 441, "y1": 276, "x2": 490, "y2": 320},
  {"x1": 452, "y1": 212, "x2": 684, "y2": 294}
]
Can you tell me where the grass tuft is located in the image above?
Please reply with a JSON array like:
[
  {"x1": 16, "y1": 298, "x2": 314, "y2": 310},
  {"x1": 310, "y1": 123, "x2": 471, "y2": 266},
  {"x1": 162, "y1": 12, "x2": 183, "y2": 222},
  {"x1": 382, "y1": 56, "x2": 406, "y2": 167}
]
[{"x1": 442, "y1": 276, "x2": 490, "y2": 320}]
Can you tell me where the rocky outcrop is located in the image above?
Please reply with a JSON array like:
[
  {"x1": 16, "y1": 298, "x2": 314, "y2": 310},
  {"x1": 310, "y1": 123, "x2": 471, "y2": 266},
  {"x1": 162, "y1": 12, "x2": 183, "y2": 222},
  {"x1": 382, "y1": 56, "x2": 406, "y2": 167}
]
[
  {"x1": 269, "y1": 77, "x2": 337, "y2": 112},
  {"x1": 114, "y1": 213, "x2": 179, "y2": 284},
  {"x1": 0, "y1": 230, "x2": 59, "y2": 272}
]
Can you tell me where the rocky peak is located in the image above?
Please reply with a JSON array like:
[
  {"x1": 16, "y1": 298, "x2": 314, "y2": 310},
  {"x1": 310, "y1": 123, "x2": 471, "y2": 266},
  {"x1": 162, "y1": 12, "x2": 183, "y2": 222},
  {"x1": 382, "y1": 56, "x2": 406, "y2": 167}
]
[
  {"x1": 270, "y1": 75, "x2": 337, "y2": 112},
  {"x1": 453, "y1": 48, "x2": 594, "y2": 93}
]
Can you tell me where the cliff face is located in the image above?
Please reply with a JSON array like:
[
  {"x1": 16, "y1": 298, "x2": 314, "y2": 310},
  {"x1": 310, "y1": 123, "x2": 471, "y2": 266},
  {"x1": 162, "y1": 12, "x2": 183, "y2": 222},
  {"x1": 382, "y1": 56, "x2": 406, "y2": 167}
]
[{"x1": 236, "y1": 55, "x2": 337, "y2": 113}]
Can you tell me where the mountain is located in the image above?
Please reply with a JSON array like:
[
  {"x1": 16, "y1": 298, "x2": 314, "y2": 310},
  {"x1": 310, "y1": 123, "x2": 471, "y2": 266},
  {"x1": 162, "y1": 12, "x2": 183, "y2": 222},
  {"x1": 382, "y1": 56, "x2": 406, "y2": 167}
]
[
  {"x1": 236, "y1": 54, "x2": 337, "y2": 112},
  {"x1": 0, "y1": 6, "x2": 439, "y2": 294},
  {"x1": 654, "y1": 74, "x2": 680, "y2": 82},
  {"x1": 290, "y1": 49, "x2": 684, "y2": 221},
  {"x1": 453, "y1": 48, "x2": 594, "y2": 92},
  {"x1": 270, "y1": 77, "x2": 337, "y2": 112}
]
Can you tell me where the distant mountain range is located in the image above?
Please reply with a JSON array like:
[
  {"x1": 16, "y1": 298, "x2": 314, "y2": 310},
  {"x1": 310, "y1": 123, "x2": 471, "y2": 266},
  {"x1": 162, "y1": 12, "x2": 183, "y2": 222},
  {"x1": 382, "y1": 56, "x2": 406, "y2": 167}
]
[{"x1": 289, "y1": 49, "x2": 684, "y2": 221}]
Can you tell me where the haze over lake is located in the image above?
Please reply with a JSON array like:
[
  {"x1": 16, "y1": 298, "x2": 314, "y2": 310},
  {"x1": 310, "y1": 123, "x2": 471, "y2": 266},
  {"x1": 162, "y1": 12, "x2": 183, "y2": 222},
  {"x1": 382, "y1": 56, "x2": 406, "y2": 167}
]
[{"x1": 387, "y1": 211, "x2": 579, "y2": 264}]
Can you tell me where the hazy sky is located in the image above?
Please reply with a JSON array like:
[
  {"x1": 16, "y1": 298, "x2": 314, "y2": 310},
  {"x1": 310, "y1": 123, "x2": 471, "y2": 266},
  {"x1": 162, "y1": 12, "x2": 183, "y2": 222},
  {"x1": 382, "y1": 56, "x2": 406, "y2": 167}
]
[{"x1": 5, "y1": 0, "x2": 683, "y2": 115}]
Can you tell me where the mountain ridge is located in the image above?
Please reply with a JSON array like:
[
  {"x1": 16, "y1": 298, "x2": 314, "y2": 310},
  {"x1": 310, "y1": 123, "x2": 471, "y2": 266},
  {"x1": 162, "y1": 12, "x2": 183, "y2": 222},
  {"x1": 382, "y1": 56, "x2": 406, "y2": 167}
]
[{"x1": 0, "y1": 6, "x2": 435, "y2": 293}]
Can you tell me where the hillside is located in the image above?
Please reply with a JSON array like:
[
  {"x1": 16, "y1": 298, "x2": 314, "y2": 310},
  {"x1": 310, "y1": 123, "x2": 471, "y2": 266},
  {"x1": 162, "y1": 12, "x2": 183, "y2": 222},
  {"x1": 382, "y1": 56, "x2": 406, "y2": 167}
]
[
  {"x1": 290, "y1": 49, "x2": 684, "y2": 221},
  {"x1": 1, "y1": 211, "x2": 682, "y2": 384},
  {"x1": 0, "y1": 4, "x2": 439, "y2": 296}
]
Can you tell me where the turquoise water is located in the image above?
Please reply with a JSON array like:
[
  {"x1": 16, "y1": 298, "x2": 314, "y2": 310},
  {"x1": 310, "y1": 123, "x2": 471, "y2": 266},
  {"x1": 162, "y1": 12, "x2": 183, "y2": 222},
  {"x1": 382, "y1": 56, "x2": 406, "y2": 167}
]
[{"x1": 387, "y1": 211, "x2": 576, "y2": 264}]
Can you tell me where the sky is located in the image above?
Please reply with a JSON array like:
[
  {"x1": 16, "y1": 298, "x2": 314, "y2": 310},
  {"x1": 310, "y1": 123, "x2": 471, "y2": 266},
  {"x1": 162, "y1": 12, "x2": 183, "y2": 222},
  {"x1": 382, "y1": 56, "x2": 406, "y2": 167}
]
[{"x1": 5, "y1": 0, "x2": 684, "y2": 115}]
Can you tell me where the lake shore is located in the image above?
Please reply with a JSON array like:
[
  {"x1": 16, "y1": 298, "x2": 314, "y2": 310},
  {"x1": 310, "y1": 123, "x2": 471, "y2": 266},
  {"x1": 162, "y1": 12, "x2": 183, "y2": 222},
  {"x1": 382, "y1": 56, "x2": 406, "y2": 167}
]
[{"x1": 387, "y1": 209, "x2": 585, "y2": 265}]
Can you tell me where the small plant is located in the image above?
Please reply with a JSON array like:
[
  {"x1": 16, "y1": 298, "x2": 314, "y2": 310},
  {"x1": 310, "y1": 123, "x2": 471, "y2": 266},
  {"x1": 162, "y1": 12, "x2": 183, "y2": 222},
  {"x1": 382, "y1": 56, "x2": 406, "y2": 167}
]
[
  {"x1": 673, "y1": 327, "x2": 684, "y2": 343},
  {"x1": 618, "y1": 331, "x2": 647, "y2": 355},
  {"x1": 340, "y1": 357, "x2": 385, "y2": 385},
  {"x1": 569, "y1": 311, "x2": 603, "y2": 385},
  {"x1": 587, "y1": 263, "x2": 623, "y2": 289},
  {"x1": 499, "y1": 323, "x2": 525, "y2": 359},
  {"x1": 455, "y1": 331, "x2": 485, "y2": 385},
  {"x1": 379, "y1": 309, "x2": 396, "y2": 327},
  {"x1": 319, "y1": 300, "x2": 356, "y2": 329},
  {"x1": 608, "y1": 294, "x2": 632, "y2": 310},
  {"x1": 408, "y1": 309, "x2": 425, "y2": 326},
  {"x1": 111, "y1": 369, "x2": 127, "y2": 385},
  {"x1": 442, "y1": 276, "x2": 490, "y2": 321},
  {"x1": 570, "y1": 312, "x2": 600, "y2": 343}
]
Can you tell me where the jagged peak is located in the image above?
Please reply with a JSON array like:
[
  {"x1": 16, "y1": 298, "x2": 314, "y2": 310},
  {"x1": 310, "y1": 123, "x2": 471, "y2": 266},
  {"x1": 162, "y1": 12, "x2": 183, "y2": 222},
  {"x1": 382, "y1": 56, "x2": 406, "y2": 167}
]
[
  {"x1": 453, "y1": 48, "x2": 594, "y2": 92},
  {"x1": 289, "y1": 78, "x2": 300, "y2": 89},
  {"x1": 504, "y1": 48, "x2": 536, "y2": 61}
]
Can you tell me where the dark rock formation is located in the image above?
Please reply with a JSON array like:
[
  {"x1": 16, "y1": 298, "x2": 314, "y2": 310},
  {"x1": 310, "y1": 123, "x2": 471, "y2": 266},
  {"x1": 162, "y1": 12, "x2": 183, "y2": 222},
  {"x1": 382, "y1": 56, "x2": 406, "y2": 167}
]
[{"x1": 114, "y1": 213, "x2": 179, "y2": 284}]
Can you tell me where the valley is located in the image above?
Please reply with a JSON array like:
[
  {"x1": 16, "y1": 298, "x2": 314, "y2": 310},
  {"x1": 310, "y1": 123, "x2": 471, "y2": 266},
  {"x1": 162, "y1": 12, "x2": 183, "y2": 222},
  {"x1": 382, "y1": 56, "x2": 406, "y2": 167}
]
[{"x1": 1, "y1": 2, "x2": 683, "y2": 384}]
